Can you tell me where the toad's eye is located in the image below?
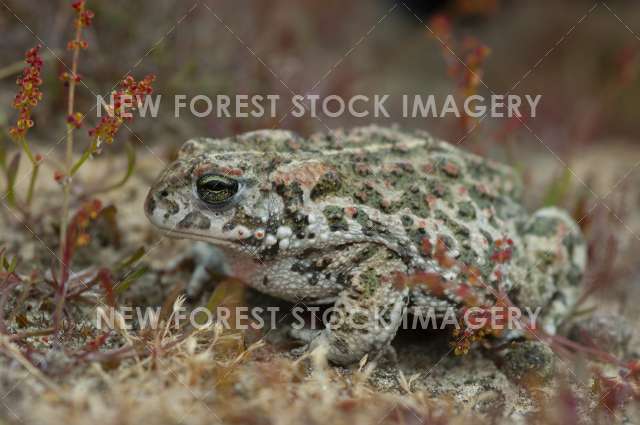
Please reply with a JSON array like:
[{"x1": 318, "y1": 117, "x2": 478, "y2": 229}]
[{"x1": 196, "y1": 174, "x2": 239, "y2": 206}]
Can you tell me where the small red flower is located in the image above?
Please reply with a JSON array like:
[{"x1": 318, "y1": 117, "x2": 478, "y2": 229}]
[
  {"x1": 79, "y1": 10, "x2": 94, "y2": 27},
  {"x1": 59, "y1": 71, "x2": 82, "y2": 86},
  {"x1": 9, "y1": 45, "x2": 44, "y2": 140},
  {"x1": 71, "y1": 0, "x2": 84, "y2": 11},
  {"x1": 67, "y1": 112, "x2": 84, "y2": 128},
  {"x1": 71, "y1": 0, "x2": 94, "y2": 28},
  {"x1": 54, "y1": 170, "x2": 66, "y2": 183},
  {"x1": 89, "y1": 74, "x2": 156, "y2": 147},
  {"x1": 429, "y1": 15, "x2": 451, "y2": 41},
  {"x1": 68, "y1": 0, "x2": 94, "y2": 52},
  {"x1": 67, "y1": 40, "x2": 89, "y2": 50}
]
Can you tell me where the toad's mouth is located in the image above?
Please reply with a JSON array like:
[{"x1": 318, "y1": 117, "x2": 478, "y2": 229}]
[{"x1": 152, "y1": 224, "x2": 237, "y2": 247}]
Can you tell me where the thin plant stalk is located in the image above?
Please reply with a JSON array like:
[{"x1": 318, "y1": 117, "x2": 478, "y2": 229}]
[
  {"x1": 26, "y1": 162, "x2": 39, "y2": 207},
  {"x1": 56, "y1": 22, "x2": 82, "y2": 330}
]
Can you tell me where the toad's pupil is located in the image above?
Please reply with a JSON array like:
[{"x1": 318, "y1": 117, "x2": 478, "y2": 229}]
[
  {"x1": 197, "y1": 175, "x2": 238, "y2": 204},
  {"x1": 206, "y1": 180, "x2": 228, "y2": 191}
]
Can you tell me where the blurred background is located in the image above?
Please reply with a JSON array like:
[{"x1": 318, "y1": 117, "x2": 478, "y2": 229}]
[{"x1": 1, "y1": 0, "x2": 638, "y2": 146}]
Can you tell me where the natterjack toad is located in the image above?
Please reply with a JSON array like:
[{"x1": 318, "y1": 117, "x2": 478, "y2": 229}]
[{"x1": 145, "y1": 126, "x2": 586, "y2": 365}]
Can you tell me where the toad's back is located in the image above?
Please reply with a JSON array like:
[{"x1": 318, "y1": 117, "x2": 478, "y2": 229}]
[
  {"x1": 182, "y1": 126, "x2": 527, "y2": 278},
  {"x1": 193, "y1": 127, "x2": 528, "y2": 305}
]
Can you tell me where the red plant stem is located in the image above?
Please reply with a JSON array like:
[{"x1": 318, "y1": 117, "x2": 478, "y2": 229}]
[
  {"x1": 97, "y1": 268, "x2": 117, "y2": 307},
  {"x1": 65, "y1": 273, "x2": 101, "y2": 299},
  {"x1": 550, "y1": 333, "x2": 625, "y2": 367}
]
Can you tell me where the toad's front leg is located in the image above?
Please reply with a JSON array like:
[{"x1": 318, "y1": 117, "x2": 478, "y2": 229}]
[{"x1": 306, "y1": 247, "x2": 410, "y2": 365}]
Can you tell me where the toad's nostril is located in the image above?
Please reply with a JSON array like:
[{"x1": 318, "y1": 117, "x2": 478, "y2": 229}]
[{"x1": 159, "y1": 190, "x2": 169, "y2": 198}]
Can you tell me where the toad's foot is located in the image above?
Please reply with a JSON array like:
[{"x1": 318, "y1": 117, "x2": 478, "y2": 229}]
[{"x1": 498, "y1": 340, "x2": 556, "y2": 384}]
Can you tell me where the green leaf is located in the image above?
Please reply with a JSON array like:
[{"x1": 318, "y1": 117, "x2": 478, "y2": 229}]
[
  {"x1": 114, "y1": 266, "x2": 148, "y2": 294},
  {"x1": 98, "y1": 141, "x2": 136, "y2": 193},
  {"x1": 120, "y1": 141, "x2": 137, "y2": 186},
  {"x1": 5, "y1": 152, "x2": 20, "y2": 207},
  {"x1": 70, "y1": 148, "x2": 92, "y2": 176},
  {"x1": 2, "y1": 254, "x2": 17, "y2": 273},
  {"x1": 20, "y1": 138, "x2": 36, "y2": 164},
  {"x1": 197, "y1": 279, "x2": 244, "y2": 327},
  {"x1": 7, "y1": 256, "x2": 17, "y2": 273},
  {"x1": 205, "y1": 281, "x2": 230, "y2": 312},
  {"x1": 193, "y1": 281, "x2": 231, "y2": 326},
  {"x1": 543, "y1": 167, "x2": 572, "y2": 207},
  {"x1": 115, "y1": 246, "x2": 146, "y2": 272}
]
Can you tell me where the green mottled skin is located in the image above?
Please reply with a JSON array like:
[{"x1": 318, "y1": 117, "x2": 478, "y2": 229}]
[{"x1": 145, "y1": 126, "x2": 587, "y2": 365}]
